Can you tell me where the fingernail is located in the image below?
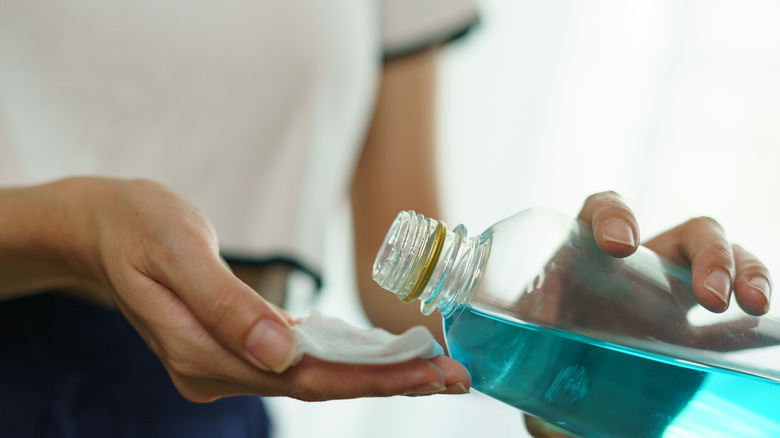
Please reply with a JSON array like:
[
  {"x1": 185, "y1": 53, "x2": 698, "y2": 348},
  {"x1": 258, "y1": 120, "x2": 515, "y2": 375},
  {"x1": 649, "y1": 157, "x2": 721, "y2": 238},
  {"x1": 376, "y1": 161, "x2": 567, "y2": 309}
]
[
  {"x1": 245, "y1": 319, "x2": 297, "y2": 373},
  {"x1": 602, "y1": 219, "x2": 636, "y2": 247},
  {"x1": 704, "y1": 270, "x2": 731, "y2": 306},
  {"x1": 748, "y1": 276, "x2": 771, "y2": 305},
  {"x1": 405, "y1": 381, "x2": 447, "y2": 396},
  {"x1": 443, "y1": 382, "x2": 470, "y2": 395}
]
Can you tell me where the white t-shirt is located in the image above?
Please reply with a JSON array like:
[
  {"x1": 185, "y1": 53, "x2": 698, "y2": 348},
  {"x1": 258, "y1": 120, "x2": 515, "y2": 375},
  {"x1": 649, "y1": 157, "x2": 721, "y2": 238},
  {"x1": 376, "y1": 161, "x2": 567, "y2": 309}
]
[{"x1": 0, "y1": 1, "x2": 477, "y2": 277}]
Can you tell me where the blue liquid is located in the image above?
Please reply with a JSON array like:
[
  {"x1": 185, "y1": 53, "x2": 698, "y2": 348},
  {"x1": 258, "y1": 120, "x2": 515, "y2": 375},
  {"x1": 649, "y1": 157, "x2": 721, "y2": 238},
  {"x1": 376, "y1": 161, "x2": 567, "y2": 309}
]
[{"x1": 444, "y1": 306, "x2": 780, "y2": 438}]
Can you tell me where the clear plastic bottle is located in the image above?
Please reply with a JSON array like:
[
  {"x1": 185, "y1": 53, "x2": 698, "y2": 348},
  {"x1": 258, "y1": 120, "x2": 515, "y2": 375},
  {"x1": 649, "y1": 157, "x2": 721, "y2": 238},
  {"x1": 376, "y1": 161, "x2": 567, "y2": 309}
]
[{"x1": 372, "y1": 209, "x2": 780, "y2": 438}]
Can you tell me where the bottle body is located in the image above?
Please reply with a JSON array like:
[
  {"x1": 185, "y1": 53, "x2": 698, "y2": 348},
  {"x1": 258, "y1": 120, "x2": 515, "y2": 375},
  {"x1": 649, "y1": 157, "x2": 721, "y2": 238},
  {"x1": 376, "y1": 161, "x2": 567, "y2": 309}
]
[
  {"x1": 445, "y1": 305, "x2": 780, "y2": 438},
  {"x1": 373, "y1": 209, "x2": 780, "y2": 438}
]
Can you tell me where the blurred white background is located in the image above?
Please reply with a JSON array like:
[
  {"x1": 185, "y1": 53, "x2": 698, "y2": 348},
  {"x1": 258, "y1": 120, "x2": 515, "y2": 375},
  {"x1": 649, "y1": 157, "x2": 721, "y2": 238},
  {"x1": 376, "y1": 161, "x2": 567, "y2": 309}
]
[{"x1": 267, "y1": 1, "x2": 780, "y2": 437}]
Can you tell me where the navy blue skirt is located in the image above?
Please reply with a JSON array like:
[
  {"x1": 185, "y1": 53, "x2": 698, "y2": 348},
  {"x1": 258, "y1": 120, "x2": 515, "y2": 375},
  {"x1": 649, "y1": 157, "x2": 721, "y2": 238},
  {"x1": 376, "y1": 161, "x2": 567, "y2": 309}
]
[{"x1": 0, "y1": 293, "x2": 270, "y2": 438}]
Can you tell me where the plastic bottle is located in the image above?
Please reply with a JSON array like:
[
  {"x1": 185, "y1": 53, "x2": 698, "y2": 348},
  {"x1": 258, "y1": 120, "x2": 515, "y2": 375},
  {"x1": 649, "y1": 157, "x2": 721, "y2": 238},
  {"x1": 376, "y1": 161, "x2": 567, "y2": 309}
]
[{"x1": 372, "y1": 208, "x2": 780, "y2": 438}]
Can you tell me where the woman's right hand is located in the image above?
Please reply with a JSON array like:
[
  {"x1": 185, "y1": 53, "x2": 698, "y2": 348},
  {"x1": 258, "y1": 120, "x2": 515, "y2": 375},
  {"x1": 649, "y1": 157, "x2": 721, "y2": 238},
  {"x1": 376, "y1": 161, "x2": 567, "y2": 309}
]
[
  {"x1": 522, "y1": 191, "x2": 773, "y2": 438},
  {"x1": 0, "y1": 177, "x2": 471, "y2": 402}
]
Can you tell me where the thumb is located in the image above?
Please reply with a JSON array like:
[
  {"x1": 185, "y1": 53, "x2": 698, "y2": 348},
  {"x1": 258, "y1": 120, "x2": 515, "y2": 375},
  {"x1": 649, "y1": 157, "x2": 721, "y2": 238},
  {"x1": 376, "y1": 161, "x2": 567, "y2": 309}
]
[{"x1": 160, "y1": 251, "x2": 298, "y2": 373}]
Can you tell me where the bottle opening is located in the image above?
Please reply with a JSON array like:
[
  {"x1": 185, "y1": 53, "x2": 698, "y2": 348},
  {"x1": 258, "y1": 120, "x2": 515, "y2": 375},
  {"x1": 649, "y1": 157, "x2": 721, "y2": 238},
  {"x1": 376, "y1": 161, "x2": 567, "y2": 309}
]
[{"x1": 372, "y1": 211, "x2": 442, "y2": 302}]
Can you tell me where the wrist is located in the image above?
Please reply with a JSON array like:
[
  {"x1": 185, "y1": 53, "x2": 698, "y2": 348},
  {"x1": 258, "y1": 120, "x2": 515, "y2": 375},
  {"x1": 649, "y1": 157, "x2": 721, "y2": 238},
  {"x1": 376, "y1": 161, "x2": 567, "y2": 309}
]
[
  {"x1": 0, "y1": 177, "x2": 106, "y2": 299},
  {"x1": 53, "y1": 177, "x2": 113, "y2": 283}
]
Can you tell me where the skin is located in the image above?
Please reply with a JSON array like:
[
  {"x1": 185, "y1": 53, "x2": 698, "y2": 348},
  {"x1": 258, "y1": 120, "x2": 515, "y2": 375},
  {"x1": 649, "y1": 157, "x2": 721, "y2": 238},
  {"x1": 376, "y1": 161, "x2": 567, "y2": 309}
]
[
  {"x1": 580, "y1": 191, "x2": 772, "y2": 317},
  {"x1": 0, "y1": 177, "x2": 471, "y2": 402},
  {"x1": 523, "y1": 191, "x2": 773, "y2": 438},
  {"x1": 0, "y1": 43, "x2": 771, "y2": 435},
  {"x1": 0, "y1": 50, "x2": 471, "y2": 403},
  {"x1": 352, "y1": 48, "x2": 446, "y2": 345},
  {"x1": 351, "y1": 50, "x2": 772, "y2": 436}
]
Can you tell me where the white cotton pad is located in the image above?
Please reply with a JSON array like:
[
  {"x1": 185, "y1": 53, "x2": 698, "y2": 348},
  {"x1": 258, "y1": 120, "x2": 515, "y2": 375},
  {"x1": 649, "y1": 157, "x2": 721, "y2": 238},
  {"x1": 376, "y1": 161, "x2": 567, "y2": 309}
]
[{"x1": 291, "y1": 312, "x2": 444, "y2": 364}]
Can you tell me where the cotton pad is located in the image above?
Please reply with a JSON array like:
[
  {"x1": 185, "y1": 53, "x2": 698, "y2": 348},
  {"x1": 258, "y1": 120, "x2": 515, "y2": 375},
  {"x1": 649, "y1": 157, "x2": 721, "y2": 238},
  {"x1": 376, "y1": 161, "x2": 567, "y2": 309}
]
[{"x1": 291, "y1": 312, "x2": 444, "y2": 364}]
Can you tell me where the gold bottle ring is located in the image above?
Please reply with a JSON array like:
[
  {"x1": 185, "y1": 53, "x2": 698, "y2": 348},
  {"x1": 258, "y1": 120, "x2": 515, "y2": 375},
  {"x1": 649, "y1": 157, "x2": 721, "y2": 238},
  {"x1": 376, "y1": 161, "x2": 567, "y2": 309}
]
[{"x1": 405, "y1": 221, "x2": 446, "y2": 303}]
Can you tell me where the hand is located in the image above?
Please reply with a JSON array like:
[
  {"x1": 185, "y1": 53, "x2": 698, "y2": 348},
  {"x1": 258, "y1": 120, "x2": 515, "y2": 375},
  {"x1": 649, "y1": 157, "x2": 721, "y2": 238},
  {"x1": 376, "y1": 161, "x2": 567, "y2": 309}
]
[
  {"x1": 579, "y1": 191, "x2": 771, "y2": 315},
  {"x1": 523, "y1": 190, "x2": 773, "y2": 438},
  {"x1": 1, "y1": 178, "x2": 470, "y2": 402}
]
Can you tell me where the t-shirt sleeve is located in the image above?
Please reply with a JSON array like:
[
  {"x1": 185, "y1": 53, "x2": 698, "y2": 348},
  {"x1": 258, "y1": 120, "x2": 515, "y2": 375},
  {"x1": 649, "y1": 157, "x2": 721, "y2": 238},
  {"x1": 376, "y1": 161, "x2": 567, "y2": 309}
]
[{"x1": 381, "y1": 0, "x2": 479, "y2": 59}]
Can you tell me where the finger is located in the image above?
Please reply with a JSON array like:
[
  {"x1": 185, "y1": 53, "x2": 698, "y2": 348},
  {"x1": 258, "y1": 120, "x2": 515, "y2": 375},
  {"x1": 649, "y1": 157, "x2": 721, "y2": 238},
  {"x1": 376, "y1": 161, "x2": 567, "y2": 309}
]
[
  {"x1": 524, "y1": 414, "x2": 578, "y2": 438},
  {"x1": 114, "y1": 275, "x2": 297, "y2": 397},
  {"x1": 178, "y1": 355, "x2": 471, "y2": 402},
  {"x1": 428, "y1": 354, "x2": 472, "y2": 394},
  {"x1": 185, "y1": 348, "x2": 471, "y2": 401},
  {"x1": 195, "y1": 265, "x2": 296, "y2": 373},
  {"x1": 732, "y1": 244, "x2": 772, "y2": 315},
  {"x1": 647, "y1": 217, "x2": 735, "y2": 313},
  {"x1": 131, "y1": 291, "x2": 463, "y2": 402},
  {"x1": 132, "y1": 265, "x2": 472, "y2": 401},
  {"x1": 278, "y1": 355, "x2": 471, "y2": 401},
  {"x1": 171, "y1": 358, "x2": 467, "y2": 403},
  {"x1": 153, "y1": 245, "x2": 298, "y2": 374},
  {"x1": 127, "y1": 277, "x2": 473, "y2": 402},
  {"x1": 577, "y1": 191, "x2": 639, "y2": 258}
]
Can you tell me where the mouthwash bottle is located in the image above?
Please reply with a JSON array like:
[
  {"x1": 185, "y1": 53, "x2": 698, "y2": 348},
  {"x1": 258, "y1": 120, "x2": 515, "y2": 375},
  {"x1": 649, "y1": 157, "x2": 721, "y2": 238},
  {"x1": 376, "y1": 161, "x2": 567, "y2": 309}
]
[{"x1": 372, "y1": 209, "x2": 780, "y2": 438}]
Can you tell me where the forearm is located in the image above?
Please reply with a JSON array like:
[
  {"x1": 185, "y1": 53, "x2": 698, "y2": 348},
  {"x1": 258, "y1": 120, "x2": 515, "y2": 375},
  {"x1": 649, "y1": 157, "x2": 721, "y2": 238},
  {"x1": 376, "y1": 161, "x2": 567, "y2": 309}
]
[
  {"x1": 0, "y1": 178, "x2": 103, "y2": 300},
  {"x1": 352, "y1": 48, "x2": 446, "y2": 344}
]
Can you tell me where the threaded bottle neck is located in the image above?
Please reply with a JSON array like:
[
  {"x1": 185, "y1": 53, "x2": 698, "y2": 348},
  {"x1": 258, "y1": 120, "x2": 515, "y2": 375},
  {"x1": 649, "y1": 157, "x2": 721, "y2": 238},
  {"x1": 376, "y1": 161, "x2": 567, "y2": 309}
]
[
  {"x1": 373, "y1": 211, "x2": 491, "y2": 317},
  {"x1": 372, "y1": 211, "x2": 444, "y2": 302}
]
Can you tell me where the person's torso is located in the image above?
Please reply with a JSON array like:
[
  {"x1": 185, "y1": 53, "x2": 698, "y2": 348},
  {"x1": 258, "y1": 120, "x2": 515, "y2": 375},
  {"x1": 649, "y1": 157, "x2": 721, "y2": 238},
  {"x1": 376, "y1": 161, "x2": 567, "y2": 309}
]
[{"x1": 0, "y1": 1, "x2": 381, "y2": 276}]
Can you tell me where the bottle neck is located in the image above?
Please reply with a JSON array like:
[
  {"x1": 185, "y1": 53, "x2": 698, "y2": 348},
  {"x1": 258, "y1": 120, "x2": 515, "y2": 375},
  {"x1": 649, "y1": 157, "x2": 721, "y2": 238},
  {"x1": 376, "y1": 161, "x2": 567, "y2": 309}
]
[{"x1": 372, "y1": 211, "x2": 491, "y2": 318}]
